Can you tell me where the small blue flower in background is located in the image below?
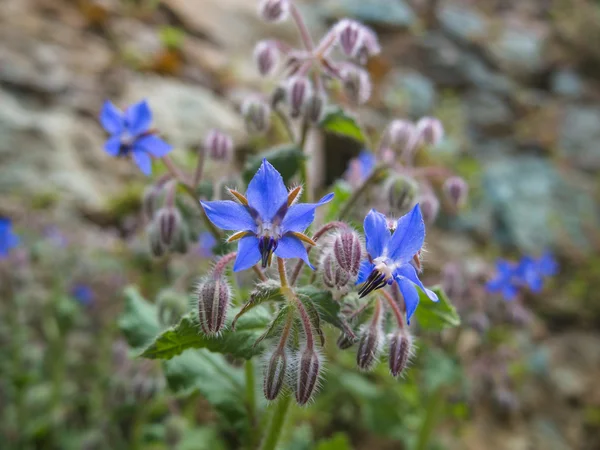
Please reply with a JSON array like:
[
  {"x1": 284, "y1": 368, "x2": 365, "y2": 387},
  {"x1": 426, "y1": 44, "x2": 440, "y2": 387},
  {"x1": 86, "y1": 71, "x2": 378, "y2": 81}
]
[
  {"x1": 345, "y1": 150, "x2": 375, "y2": 185},
  {"x1": 201, "y1": 159, "x2": 334, "y2": 271},
  {"x1": 99, "y1": 99, "x2": 172, "y2": 175},
  {"x1": 356, "y1": 205, "x2": 439, "y2": 324},
  {"x1": 0, "y1": 218, "x2": 19, "y2": 259},
  {"x1": 71, "y1": 284, "x2": 95, "y2": 306},
  {"x1": 197, "y1": 232, "x2": 217, "y2": 258},
  {"x1": 486, "y1": 260, "x2": 519, "y2": 300}
]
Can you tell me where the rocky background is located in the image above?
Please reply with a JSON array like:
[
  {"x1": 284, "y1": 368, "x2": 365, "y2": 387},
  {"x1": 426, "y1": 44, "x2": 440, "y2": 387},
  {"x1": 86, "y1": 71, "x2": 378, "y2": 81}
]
[{"x1": 1, "y1": 0, "x2": 600, "y2": 449}]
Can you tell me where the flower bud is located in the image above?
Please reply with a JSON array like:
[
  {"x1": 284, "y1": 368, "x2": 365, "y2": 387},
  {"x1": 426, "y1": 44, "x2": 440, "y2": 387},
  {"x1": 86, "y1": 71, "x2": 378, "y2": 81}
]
[
  {"x1": 442, "y1": 176, "x2": 468, "y2": 208},
  {"x1": 341, "y1": 65, "x2": 371, "y2": 105},
  {"x1": 332, "y1": 231, "x2": 362, "y2": 277},
  {"x1": 385, "y1": 119, "x2": 417, "y2": 154},
  {"x1": 253, "y1": 40, "x2": 280, "y2": 77},
  {"x1": 271, "y1": 85, "x2": 287, "y2": 110},
  {"x1": 204, "y1": 129, "x2": 233, "y2": 162},
  {"x1": 171, "y1": 223, "x2": 190, "y2": 254},
  {"x1": 242, "y1": 96, "x2": 272, "y2": 134},
  {"x1": 258, "y1": 0, "x2": 289, "y2": 23},
  {"x1": 388, "y1": 330, "x2": 413, "y2": 377},
  {"x1": 156, "y1": 206, "x2": 183, "y2": 247},
  {"x1": 335, "y1": 19, "x2": 364, "y2": 58},
  {"x1": 148, "y1": 223, "x2": 166, "y2": 257},
  {"x1": 142, "y1": 185, "x2": 160, "y2": 221},
  {"x1": 263, "y1": 348, "x2": 288, "y2": 401},
  {"x1": 355, "y1": 28, "x2": 381, "y2": 64},
  {"x1": 356, "y1": 324, "x2": 383, "y2": 371},
  {"x1": 321, "y1": 251, "x2": 351, "y2": 299},
  {"x1": 336, "y1": 332, "x2": 356, "y2": 350},
  {"x1": 416, "y1": 117, "x2": 444, "y2": 147},
  {"x1": 384, "y1": 175, "x2": 418, "y2": 214},
  {"x1": 304, "y1": 92, "x2": 325, "y2": 124},
  {"x1": 417, "y1": 194, "x2": 440, "y2": 224},
  {"x1": 196, "y1": 277, "x2": 231, "y2": 335},
  {"x1": 295, "y1": 347, "x2": 321, "y2": 405},
  {"x1": 286, "y1": 76, "x2": 312, "y2": 119}
]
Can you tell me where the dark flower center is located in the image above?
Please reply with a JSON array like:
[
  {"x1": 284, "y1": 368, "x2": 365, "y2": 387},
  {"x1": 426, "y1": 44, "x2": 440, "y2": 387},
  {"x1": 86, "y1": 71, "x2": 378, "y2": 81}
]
[
  {"x1": 258, "y1": 235, "x2": 278, "y2": 268},
  {"x1": 358, "y1": 267, "x2": 393, "y2": 298}
]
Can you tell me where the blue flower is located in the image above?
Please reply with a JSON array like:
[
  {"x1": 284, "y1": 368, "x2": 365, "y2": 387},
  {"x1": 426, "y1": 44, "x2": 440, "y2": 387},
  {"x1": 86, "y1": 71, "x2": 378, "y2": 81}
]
[
  {"x1": 0, "y1": 218, "x2": 19, "y2": 259},
  {"x1": 71, "y1": 284, "x2": 94, "y2": 306},
  {"x1": 486, "y1": 259, "x2": 519, "y2": 300},
  {"x1": 197, "y1": 232, "x2": 217, "y2": 258},
  {"x1": 345, "y1": 150, "x2": 375, "y2": 184},
  {"x1": 201, "y1": 159, "x2": 334, "y2": 272},
  {"x1": 356, "y1": 205, "x2": 438, "y2": 324},
  {"x1": 99, "y1": 99, "x2": 172, "y2": 175}
]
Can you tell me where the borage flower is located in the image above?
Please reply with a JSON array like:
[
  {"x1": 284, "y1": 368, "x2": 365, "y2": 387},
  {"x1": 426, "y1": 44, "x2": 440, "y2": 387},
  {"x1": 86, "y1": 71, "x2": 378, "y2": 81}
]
[
  {"x1": 201, "y1": 159, "x2": 333, "y2": 271},
  {"x1": 486, "y1": 260, "x2": 519, "y2": 301},
  {"x1": 517, "y1": 252, "x2": 557, "y2": 293},
  {"x1": 99, "y1": 100, "x2": 172, "y2": 175},
  {"x1": 0, "y1": 218, "x2": 19, "y2": 259},
  {"x1": 357, "y1": 205, "x2": 438, "y2": 323}
]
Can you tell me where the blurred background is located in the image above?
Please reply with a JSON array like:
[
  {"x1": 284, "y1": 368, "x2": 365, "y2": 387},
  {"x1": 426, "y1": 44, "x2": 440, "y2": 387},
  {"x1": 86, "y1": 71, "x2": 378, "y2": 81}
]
[{"x1": 1, "y1": 0, "x2": 600, "y2": 449}]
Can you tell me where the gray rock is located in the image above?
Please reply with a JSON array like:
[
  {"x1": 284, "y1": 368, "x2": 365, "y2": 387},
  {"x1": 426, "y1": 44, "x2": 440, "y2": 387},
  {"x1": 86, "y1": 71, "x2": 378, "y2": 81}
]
[
  {"x1": 559, "y1": 105, "x2": 600, "y2": 171},
  {"x1": 466, "y1": 90, "x2": 513, "y2": 131},
  {"x1": 320, "y1": 0, "x2": 415, "y2": 27},
  {"x1": 490, "y1": 27, "x2": 547, "y2": 76},
  {"x1": 438, "y1": 3, "x2": 487, "y2": 43},
  {"x1": 382, "y1": 71, "x2": 436, "y2": 118},
  {"x1": 550, "y1": 69, "x2": 584, "y2": 99}
]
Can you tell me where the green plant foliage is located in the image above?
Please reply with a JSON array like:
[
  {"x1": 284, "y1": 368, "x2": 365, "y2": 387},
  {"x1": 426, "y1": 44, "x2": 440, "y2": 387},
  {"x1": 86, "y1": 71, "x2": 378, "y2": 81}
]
[
  {"x1": 319, "y1": 107, "x2": 366, "y2": 143},
  {"x1": 119, "y1": 286, "x2": 162, "y2": 349},
  {"x1": 324, "y1": 181, "x2": 353, "y2": 222},
  {"x1": 414, "y1": 286, "x2": 461, "y2": 331},
  {"x1": 315, "y1": 433, "x2": 353, "y2": 450},
  {"x1": 232, "y1": 279, "x2": 284, "y2": 328},
  {"x1": 243, "y1": 145, "x2": 305, "y2": 184},
  {"x1": 297, "y1": 286, "x2": 356, "y2": 338}
]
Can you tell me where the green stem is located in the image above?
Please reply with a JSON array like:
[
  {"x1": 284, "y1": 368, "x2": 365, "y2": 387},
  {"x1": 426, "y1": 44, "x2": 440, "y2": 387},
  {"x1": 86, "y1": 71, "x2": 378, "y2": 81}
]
[
  {"x1": 245, "y1": 359, "x2": 258, "y2": 443},
  {"x1": 259, "y1": 394, "x2": 293, "y2": 450},
  {"x1": 415, "y1": 386, "x2": 444, "y2": 450},
  {"x1": 339, "y1": 165, "x2": 387, "y2": 220},
  {"x1": 298, "y1": 121, "x2": 312, "y2": 203}
]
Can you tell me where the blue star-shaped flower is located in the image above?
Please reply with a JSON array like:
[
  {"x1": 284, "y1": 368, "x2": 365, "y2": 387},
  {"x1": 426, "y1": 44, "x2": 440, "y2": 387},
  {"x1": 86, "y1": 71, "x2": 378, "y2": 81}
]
[
  {"x1": 99, "y1": 99, "x2": 172, "y2": 175},
  {"x1": 516, "y1": 252, "x2": 558, "y2": 293},
  {"x1": 356, "y1": 205, "x2": 439, "y2": 324},
  {"x1": 486, "y1": 259, "x2": 520, "y2": 300},
  {"x1": 0, "y1": 218, "x2": 19, "y2": 259},
  {"x1": 345, "y1": 150, "x2": 375, "y2": 184},
  {"x1": 201, "y1": 159, "x2": 334, "y2": 272}
]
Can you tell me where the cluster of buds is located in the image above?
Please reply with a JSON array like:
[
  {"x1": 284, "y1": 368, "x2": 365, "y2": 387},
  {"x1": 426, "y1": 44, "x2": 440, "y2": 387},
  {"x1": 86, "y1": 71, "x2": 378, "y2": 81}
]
[{"x1": 320, "y1": 230, "x2": 363, "y2": 299}]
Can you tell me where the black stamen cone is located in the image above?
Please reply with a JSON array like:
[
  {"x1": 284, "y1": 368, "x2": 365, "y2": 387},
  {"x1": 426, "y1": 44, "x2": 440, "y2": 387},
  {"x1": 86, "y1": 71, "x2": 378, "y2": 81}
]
[
  {"x1": 259, "y1": 236, "x2": 278, "y2": 268},
  {"x1": 358, "y1": 269, "x2": 387, "y2": 298}
]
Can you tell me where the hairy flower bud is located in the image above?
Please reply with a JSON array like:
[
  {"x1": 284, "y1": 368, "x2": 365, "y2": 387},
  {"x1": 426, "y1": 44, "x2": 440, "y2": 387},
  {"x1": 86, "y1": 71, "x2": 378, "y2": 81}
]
[
  {"x1": 295, "y1": 347, "x2": 321, "y2": 405},
  {"x1": 253, "y1": 40, "x2": 280, "y2": 77},
  {"x1": 264, "y1": 348, "x2": 288, "y2": 401},
  {"x1": 416, "y1": 117, "x2": 444, "y2": 147},
  {"x1": 304, "y1": 92, "x2": 325, "y2": 124},
  {"x1": 242, "y1": 96, "x2": 272, "y2": 134},
  {"x1": 388, "y1": 330, "x2": 413, "y2": 377},
  {"x1": 356, "y1": 319, "x2": 383, "y2": 371},
  {"x1": 204, "y1": 129, "x2": 233, "y2": 162},
  {"x1": 322, "y1": 251, "x2": 351, "y2": 299},
  {"x1": 258, "y1": 0, "x2": 289, "y2": 23},
  {"x1": 148, "y1": 223, "x2": 166, "y2": 257},
  {"x1": 333, "y1": 231, "x2": 362, "y2": 277},
  {"x1": 417, "y1": 194, "x2": 440, "y2": 224},
  {"x1": 142, "y1": 185, "x2": 160, "y2": 221},
  {"x1": 286, "y1": 76, "x2": 312, "y2": 119},
  {"x1": 335, "y1": 19, "x2": 364, "y2": 57},
  {"x1": 271, "y1": 85, "x2": 287, "y2": 110},
  {"x1": 386, "y1": 119, "x2": 417, "y2": 154},
  {"x1": 442, "y1": 176, "x2": 469, "y2": 208},
  {"x1": 197, "y1": 277, "x2": 230, "y2": 335},
  {"x1": 384, "y1": 175, "x2": 418, "y2": 214},
  {"x1": 336, "y1": 332, "x2": 356, "y2": 350},
  {"x1": 341, "y1": 65, "x2": 371, "y2": 105},
  {"x1": 156, "y1": 206, "x2": 183, "y2": 247}
]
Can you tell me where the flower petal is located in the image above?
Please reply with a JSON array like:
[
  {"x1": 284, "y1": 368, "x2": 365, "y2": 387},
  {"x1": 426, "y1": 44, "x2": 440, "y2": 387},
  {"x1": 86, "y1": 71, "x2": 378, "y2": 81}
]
[
  {"x1": 99, "y1": 101, "x2": 124, "y2": 134},
  {"x1": 125, "y1": 100, "x2": 153, "y2": 136},
  {"x1": 104, "y1": 135, "x2": 122, "y2": 156},
  {"x1": 485, "y1": 276, "x2": 505, "y2": 293},
  {"x1": 387, "y1": 204, "x2": 425, "y2": 263},
  {"x1": 200, "y1": 201, "x2": 256, "y2": 232},
  {"x1": 395, "y1": 275, "x2": 419, "y2": 324},
  {"x1": 356, "y1": 260, "x2": 375, "y2": 284},
  {"x1": 394, "y1": 264, "x2": 438, "y2": 302},
  {"x1": 135, "y1": 135, "x2": 172, "y2": 157},
  {"x1": 502, "y1": 284, "x2": 518, "y2": 301},
  {"x1": 274, "y1": 235, "x2": 315, "y2": 269},
  {"x1": 233, "y1": 235, "x2": 261, "y2": 272},
  {"x1": 363, "y1": 209, "x2": 390, "y2": 259},
  {"x1": 132, "y1": 151, "x2": 152, "y2": 175},
  {"x1": 281, "y1": 193, "x2": 334, "y2": 233},
  {"x1": 246, "y1": 159, "x2": 288, "y2": 221}
]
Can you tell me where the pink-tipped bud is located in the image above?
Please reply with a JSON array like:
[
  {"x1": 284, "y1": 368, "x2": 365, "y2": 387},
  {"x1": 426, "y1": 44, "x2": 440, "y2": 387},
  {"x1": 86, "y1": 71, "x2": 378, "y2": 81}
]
[
  {"x1": 340, "y1": 65, "x2": 372, "y2": 105},
  {"x1": 417, "y1": 194, "x2": 440, "y2": 224},
  {"x1": 253, "y1": 40, "x2": 280, "y2": 77},
  {"x1": 204, "y1": 129, "x2": 233, "y2": 162},
  {"x1": 388, "y1": 330, "x2": 413, "y2": 377},
  {"x1": 384, "y1": 175, "x2": 418, "y2": 214},
  {"x1": 156, "y1": 207, "x2": 182, "y2": 247},
  {"x1": 304, "y1": 92, "x2": 326, "y2": 124},
  {"x1": 241, "y1": 96, "x2": 272, "y2": 134},
  {"x1": 258, "y1": 0, "x2": 289, "y2": 23},
  {"x1": 286, "y1": 76, "x2": 312, "y2": 119},
  {"x1": 356, "y1": 324, "x2": 383, "y2": 371},
  {"x1": 333, "y1": 231, "x2": 362, "y2": 277},
  {"x1": 386, "y1": 119, "x2": 418, "y2": 154},
  {"x1": 335, "y1": 19, "x2": 364, "y2": 58},
  {"x1": 336, "y1": 332, "x2": 356, "y2": 350},
  {"x1": 295, "y1": 347, "x2": 321, "y2": 405},
  {"x1": 264, "y1": 349, "x2": 288, "y2": 401},
  {"x1": 322, "y1": 251, "x2": 351, "y2": 299},
  {"x1": 197, "y1": 277, "x2": 230, "y2": 335},
  {"x1": 442, "y1": 176, "x2": 469, "y2": 208},
  {"x1": 416, "y1": 117, "x2": 444, "y2": 147}
]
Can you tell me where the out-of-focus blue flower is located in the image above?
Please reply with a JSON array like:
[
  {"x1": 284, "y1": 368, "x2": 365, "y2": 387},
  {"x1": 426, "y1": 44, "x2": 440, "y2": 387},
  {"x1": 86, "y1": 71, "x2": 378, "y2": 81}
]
[
  {"x1": 201, "y1": 159, "x2": 334, "y2": 272},
  {"x1": 356, "y1": 205, "x2": 438, "y2": 324},
  {"x1": 71, "y1": 284, "x2": 94, "y2": 306},
  {"x1": 486, "y1": 260, "x2": 519, "y2": 300},
  {"x1": 0, "y1": 218, "x2": 19, "y2": 259},
  {"x1": 99, "y1": 100, "x2": 172, "y2": 175},
  {"x1": 197, "y1": 232, "x2": 217, "y2": 258},
  {"x1": 487, "y1": 252, "x2": 557, "y2": 299},
  {"x1": 345, "y1": 150, "x2": 375, "y2": 185}
]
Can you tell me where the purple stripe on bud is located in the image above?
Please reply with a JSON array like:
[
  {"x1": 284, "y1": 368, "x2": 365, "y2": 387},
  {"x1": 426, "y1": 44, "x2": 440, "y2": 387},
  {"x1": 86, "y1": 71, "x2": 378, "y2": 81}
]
[
  {"x1": 333, "y1": 231, "x2": 362, "y2": 277},
  {"x1": 286, "y1": 76, "x2": 312, "y2": 119},
  {"x1": 156, "y1": 207, "x2": 182, "y2": 247},
  {"x1": 295, "y1": 347, "x2": 321, "y2": 405},
  {"x1": 388, "y1": 330, "x2": 412, "y2": 377},
  {"x1": 204, "y1": 129, "x2": 233, "y2": 162},
  {"x1": 416, "y1": 117, "x2": 444, "y2": 147},
  {"x1": 264, "y1": 349, "x2": 288, "y2": 401},
  {"x1": 258, "y1": 0, "x2": 290, "y2": 23},
  {"x1": 442, "y1": 176, "x2": 469, "y2": 208},
  {"x1": 197, "y1": 277, "x2": 230, "y2": 335}
]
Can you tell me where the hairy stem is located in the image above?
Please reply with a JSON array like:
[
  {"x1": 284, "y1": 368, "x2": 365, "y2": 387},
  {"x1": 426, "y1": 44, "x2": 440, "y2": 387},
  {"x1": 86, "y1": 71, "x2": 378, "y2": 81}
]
[
  {"x1": 293, "y1": 294, "x2": 314, "y2": 350},
  {"x1": 277, "y1": 257, "x2": 289, "y2": 288},
  {"x1": 339, "y1": 165, "x2": 387, "y2": 220},
  {"x1": 381, "y1": 289, "x2": 405, "y2": 328},
  {"x1": 212, "y1": 252, "x2": 237, "y2": 278},
  {"x1": 290, "y1": 4, "x2": 314, "y2": 51},
  {"x1": 253, "y1": 264, "x2": 268, "y2": 282},
  {"x1": 259, "y1": 394, "x2": 292, "y2": 450}
]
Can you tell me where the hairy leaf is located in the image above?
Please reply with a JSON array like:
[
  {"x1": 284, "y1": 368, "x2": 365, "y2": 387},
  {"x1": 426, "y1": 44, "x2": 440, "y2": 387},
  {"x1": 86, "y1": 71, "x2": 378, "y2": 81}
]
[
  {"x1": 232, "y1": 279, "x2": 283, "y2": 329},
  {"x1": 254, "y1": 304, "x2": 292, "y2": 348},
  {"x1": 118, "y1": 286, "x2": 161, "y2": 349}
]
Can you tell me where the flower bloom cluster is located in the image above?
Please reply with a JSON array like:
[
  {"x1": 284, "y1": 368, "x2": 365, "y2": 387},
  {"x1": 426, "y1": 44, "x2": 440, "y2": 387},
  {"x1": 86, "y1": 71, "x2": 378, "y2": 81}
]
[
  {"x1": 486, "y1": 253, "x2": 558, "y2": 301},
  {"x1": 0, "y1": 218, "x2": 19, "y2": 259}
]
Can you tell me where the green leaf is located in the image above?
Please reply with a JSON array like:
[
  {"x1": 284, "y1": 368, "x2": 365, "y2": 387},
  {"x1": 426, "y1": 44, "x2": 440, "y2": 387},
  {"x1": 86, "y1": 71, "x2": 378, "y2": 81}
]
[
  {"x1": 296, "y1": 286, "x2": 355, "y2": 339},
  {"x1": 324, "y1": 181, "x2": 352, "y2": 222},
  {"x1": 118, "y1": 286, "x2": 161, "y2": 349},
  {"x1": 319, "y1": 107, "x2": 365, "y2": 143},
  {"x1": 315, "y1": 433, "x2": 353, "y2": 450},
  {"x1": 414, "y1": 286, "x2": 461, "y2": 331},
  {"x1": 232, "y1": 279, "x2": 284, "y2": 329},
  {"x1": 243, "y1": 145, "x2": 305, "y2": 184},
  {"x1": 254, "y1": 304, "x2": 292, "y2": 347},
  {"x1": 140, "y1": 307, "x2": 271, "y2": 360}
]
